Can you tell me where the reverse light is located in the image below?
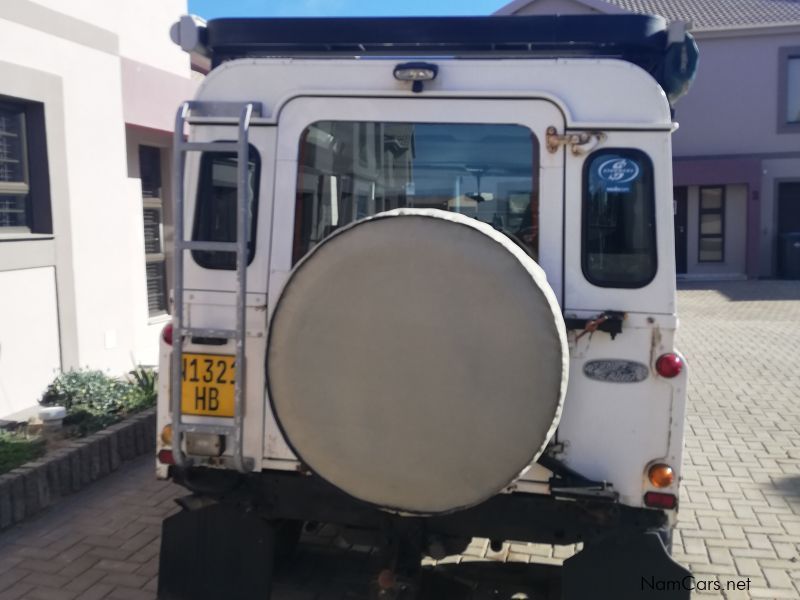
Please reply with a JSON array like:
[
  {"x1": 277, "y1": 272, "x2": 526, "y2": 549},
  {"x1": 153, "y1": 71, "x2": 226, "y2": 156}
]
[
  {"x1": 161, "y1": 424, "x2": 173, "y2": 446},
  {"x1": 157, "y1": 449, "x2": 175, "y2": 465},
  {"x1": 185, "y1": 433, "x2": 224, "y2": 457},
  {"x1": 648, "y1": 463, "x2": 675, "y2": 488},
  {"x1": 393, "y1": 62, "x2": 438, "y2": 93},
  {"x1": 655, "y1": 353, "x2": 682, "y2": 378},
  {"x1": 162, "y1": 322, "x2": 174, "y2": 346},
  {"x1": 644, "y1": 491, "x2": 677, "y2": 510}
]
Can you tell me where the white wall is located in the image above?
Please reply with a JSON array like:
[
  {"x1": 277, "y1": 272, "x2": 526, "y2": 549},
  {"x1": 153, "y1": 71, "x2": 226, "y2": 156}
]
[
  {"x1": 0, "y1": 268, "x2": 61, "y2": 416},
  {"x1": 33, "y1": 0, "x2": 189, "y2": 76}
]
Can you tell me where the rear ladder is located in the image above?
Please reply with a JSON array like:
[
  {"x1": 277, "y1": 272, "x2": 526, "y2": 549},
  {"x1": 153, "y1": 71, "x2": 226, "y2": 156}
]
[{"x1": 170, "y1": 101, "x2": 261, "y2": 473}]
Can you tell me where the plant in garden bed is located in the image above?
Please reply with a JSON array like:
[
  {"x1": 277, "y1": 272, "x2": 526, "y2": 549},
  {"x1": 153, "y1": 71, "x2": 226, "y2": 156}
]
[{"x1": 40, "y1": 367, "x2": 158, "y2": 437}]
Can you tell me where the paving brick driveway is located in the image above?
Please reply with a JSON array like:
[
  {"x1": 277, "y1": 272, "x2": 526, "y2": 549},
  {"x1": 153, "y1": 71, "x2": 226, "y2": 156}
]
[{"x1": 0, "y1": 281, "x2": 798, "y2": 599}]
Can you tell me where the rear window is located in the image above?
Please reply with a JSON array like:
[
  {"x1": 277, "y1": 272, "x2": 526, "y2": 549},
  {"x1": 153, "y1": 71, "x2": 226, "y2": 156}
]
[
  {"x1": 293, "y1": 121, "x2": 538, "y2": 264},
  {"x1": 192, "y1": 146, "x2": 260, "y2": 270},
  {"x1": 582, "y1": 149, "x2": 656, "y2": 288}
]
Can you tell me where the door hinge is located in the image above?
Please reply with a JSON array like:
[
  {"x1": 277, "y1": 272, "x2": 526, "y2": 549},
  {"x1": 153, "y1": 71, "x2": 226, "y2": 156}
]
[{"x1": 546, "y1": 126, "x2": 607, "y2": 155}]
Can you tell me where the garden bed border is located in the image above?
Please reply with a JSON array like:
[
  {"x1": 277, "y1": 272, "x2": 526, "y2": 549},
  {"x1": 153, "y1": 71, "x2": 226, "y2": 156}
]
[{"x1": 0, "y1": 409, "x2": 155, "y2": 530}]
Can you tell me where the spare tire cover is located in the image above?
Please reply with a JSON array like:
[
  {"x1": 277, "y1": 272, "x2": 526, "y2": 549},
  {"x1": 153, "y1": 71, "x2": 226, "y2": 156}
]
[{"x1": 267, "y1": 209, "x2": 568, "y2": 515}]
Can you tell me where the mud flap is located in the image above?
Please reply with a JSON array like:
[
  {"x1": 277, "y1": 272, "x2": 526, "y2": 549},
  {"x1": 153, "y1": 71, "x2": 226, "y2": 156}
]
[
  {"x1": 158, "y1": 503, "x2": 275, "y2": 600},
  {"x1": 562, "y1": 532, "x2": 691, "y2": 600}
]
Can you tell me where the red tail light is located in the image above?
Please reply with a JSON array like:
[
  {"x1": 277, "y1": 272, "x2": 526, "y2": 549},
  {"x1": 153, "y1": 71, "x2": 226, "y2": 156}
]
[
  {"x1": 644, "y1": 491, "x2": 677, "y2": 509},
  {"x1": 162, "y1": 322, "x2": 174, "y2": 346},
  {"x1": 157, "y1": 449, "x2": 175, "y2": 465},
  {"x1": 655, "y1": 353, "x2": 682, "y2": 378}
]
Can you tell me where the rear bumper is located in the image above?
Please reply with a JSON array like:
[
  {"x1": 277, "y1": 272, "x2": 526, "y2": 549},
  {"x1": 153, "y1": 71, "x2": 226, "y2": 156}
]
[{"x1": 171, "y1": 466, "x2": 668, "y2": 546}]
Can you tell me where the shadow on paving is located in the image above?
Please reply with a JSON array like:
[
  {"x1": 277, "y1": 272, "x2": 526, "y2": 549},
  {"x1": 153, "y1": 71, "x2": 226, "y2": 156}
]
[
  {"x1": 677, "y1": 279, "x2": 800, "y2": 302},
  {"x1": 771, "y1": 474, "x2": 800, "y2": 511},
  {"x1": 274, "y1": 545, "x2": 559, "y2": 600}
]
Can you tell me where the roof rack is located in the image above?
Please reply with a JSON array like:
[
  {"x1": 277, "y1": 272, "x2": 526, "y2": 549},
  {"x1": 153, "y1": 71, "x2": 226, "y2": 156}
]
[{"x1": 171, "y1": 15, "x2": 698, "y2": 105}]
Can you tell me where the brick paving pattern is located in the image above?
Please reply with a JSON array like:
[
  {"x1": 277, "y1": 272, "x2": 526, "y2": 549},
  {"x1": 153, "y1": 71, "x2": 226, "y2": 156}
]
[{"x1": 0, "y1": 281, "x2": 797, "y2": 599}]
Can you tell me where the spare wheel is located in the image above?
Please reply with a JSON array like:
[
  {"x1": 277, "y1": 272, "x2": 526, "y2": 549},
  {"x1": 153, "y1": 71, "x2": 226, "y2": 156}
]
[{"x1": 267, "y1": 208, "x2": 568, "y2": 515}]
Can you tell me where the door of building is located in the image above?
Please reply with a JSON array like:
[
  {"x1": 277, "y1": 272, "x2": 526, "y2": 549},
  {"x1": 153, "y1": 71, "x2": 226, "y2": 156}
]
[
  {"x1": 777, "y1": 181, "x2": 800, "y2": 278},
  {"x1": 674, "y1": 186, "x2": 688, "y2": 275}
]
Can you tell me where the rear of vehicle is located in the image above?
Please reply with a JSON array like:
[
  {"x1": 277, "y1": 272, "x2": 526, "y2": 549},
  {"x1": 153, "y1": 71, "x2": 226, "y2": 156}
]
[{"x1": 157, "y1": 14, "x2": 698, "y2": 600}]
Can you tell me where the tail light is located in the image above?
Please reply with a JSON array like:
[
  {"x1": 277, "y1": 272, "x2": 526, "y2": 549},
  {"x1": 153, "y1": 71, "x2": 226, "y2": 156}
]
[
  {"x1": 157, "y1": 449, "x2": 175, "y2": 465},
  {"x1": 162, "y1": 322, "x2": 174, "y2": 346},
  {"x1": 655, "y1": 353, "x2": 682, "y2": 378},
  {"x1": 644, "y1": 491, "x2": 677, "y2": 509}
]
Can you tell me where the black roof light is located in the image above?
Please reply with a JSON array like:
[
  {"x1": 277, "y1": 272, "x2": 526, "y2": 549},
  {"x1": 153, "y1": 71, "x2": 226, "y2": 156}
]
[{"x1": 393, "y1": 62, "x2": 438, "y2": 93}]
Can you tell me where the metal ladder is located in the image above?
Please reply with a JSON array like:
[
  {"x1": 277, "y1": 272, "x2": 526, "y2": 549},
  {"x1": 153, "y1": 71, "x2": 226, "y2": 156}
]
[{"x1": 170, "y1": 101, "x2": 261, "y2": 473}]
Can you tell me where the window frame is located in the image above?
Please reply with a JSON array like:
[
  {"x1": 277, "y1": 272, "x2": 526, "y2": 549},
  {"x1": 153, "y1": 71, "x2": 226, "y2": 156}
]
[
  {"x1": 139, "y1": 144, "x2": 168, "y2": 317},
  {"x1": 0, "y1": 102, "x2": 30, "y2": 232},
  {"x1": 191, "y1": 143, "x2": 262, "y2": 271},
  {"x1": 0, "y1": 96, "x2": 52, "y2": 235},
  {"x1": 698, "y1": 185, "x2": 725, "y2": 263},
  {"x1": 581, "y1": 147, "x2": 658, "y2": 289},
  {"x1": 777, "y1": 46, "x2": 800, "y2": 134}
]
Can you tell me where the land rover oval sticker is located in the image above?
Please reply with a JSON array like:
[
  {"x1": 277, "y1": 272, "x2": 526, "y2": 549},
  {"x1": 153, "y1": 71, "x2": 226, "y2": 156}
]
[
  {"x1": 583, "y1": 359, "x2": 649, "y2": 383},
  {"x1": 597, "y1": 157, "x2": 640, "y2": 193}
]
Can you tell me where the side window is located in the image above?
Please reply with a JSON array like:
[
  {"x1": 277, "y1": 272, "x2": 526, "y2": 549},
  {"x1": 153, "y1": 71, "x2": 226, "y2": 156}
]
[
  {"x1": 582, "y1": 149, "x2": 656, "y2": 288},
  {"x1": 192, "y1": 145, "x2": 260, "y2": 270}
]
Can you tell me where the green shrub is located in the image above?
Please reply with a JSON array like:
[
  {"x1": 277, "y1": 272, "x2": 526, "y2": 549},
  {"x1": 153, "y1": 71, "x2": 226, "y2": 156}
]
[
  {"x1": 40, "y1": 367, "x2": 158, "y2": 436},
  {"x1": 0, "y1": 431, "x2": 46, "y2": 475}
]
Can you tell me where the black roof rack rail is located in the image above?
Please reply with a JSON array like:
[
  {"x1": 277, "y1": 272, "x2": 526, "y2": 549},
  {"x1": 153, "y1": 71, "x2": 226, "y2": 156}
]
[{"x1": 172, "y1": 15, "x2": 698, "y2": 105}]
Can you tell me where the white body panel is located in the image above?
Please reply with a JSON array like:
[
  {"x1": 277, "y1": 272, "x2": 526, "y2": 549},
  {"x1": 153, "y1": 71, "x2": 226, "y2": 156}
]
[{"x1": 158, "y1": 57, "x2": 686, "y2": 513}]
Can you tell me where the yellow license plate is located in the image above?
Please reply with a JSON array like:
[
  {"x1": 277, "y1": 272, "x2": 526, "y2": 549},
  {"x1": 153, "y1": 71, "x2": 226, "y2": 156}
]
[{"x1": 181, "y1": 353, "x2": 236, "y2": 417}]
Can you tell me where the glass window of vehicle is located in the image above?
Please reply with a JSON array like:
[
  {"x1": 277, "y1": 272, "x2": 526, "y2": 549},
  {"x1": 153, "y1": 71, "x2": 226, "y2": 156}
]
[
  {"x1": 192, "y1": 146, "x2": 260, "y2": 270},
  {"x1": 583, "y1": 149, "x2": 656, "y2": 287},
  {"x1": 293, "y1": 121, "x2": 538, "y2": 264},
  {"x1": 698, "y1": 186, "x2": 725, "y2": 262}
]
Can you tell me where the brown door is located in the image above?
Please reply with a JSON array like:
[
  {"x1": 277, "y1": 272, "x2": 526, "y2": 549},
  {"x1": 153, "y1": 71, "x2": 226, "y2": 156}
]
[{"x1": 673, "y1": 187, "x2": 688, "y2": 274}]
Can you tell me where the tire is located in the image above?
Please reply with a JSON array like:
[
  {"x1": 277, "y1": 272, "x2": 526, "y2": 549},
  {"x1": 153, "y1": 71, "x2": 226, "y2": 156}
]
[{"x1": 267, "y1": 209, "x2": 568, "y2": 515}]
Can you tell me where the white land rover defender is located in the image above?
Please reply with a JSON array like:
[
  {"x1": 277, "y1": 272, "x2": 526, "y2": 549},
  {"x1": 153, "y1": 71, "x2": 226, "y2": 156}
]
[{"x1": 156, "y1": 14, "x2": 699, "y2": 600}]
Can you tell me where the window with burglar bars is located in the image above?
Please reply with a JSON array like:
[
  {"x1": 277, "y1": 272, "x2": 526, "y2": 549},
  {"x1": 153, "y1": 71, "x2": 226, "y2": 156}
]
[
  {"x1": 0, "y1": 103, "x2": 29, "y2": 231},
  {"x1": 140, "y1": 145, "x2": 167, "y2": 316}
]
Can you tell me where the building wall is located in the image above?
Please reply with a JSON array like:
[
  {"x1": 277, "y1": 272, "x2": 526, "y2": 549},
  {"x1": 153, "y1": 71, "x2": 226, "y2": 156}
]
[
  {"x1": 0, "y1": 1, "x2": 192, "y2": 416},
  {"x1": 672, "y1": 31, "x2": 800, "y2": 157}
]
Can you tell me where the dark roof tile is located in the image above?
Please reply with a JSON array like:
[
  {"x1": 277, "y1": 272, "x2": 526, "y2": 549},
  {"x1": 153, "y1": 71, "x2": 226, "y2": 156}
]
[{"x1": 606, "y1": 0, "x2": 800, "y2": 29}]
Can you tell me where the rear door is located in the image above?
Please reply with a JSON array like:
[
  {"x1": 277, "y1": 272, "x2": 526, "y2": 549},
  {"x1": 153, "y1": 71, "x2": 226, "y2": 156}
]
[
  {"x1": 264, "y1": 96, "x2": 565, "y2": 463},
  {"x1": 558, "y1": 131, "x2": 683, "y2": 506}
]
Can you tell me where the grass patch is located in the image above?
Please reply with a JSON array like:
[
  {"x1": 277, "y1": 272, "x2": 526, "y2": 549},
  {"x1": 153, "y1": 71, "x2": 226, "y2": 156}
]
[{"x1": 0, "y1": 431, "x2": 46, "y2": 475}]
